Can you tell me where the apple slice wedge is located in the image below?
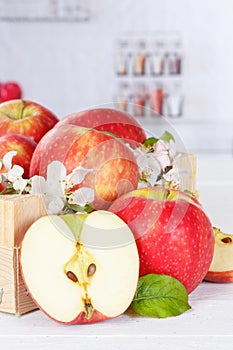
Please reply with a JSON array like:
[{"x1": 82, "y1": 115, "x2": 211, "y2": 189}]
[
  {"x1": 205, "y1": 227, "x2": 233, "y2": 283},
  {"x1": 20, "y1": 210, "x2": 139, "y2": 324}
]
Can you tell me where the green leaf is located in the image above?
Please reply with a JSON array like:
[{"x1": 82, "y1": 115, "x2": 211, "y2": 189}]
[
  {"x1": 131, "y1": 274, "x2": 191, "y2": 318},
  {"x1": 160, "y1": 131, "x2": 175, "y2": 143},
  {"x1": 143, "y1": 137, "x2": 159, "y2": 148}
]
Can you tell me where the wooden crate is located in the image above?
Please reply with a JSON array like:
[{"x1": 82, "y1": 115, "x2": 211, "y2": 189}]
[
  {"x1": 175, "y1": 152, "x2": 197, "y2": 194},
  {"x1": 0, "y1": 195, "x2": 46, "y2": 315}
]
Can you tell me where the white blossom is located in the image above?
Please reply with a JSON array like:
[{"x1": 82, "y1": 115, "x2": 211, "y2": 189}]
[
  {"x1": 2, "y1": 151, "x2": 17, "y2": 172},
  {"x1": 30, "y1": 161, "x2": 94, "y2": 214},
  {"x1": 0, "y1": 151, "x2": 18, "y2": 185},
  {"x1": 65, "y1": 166, "x2": 93, "y2": 187},
  {"x1": 12, "y1": 177, "x2": 28, "y2": 193},
  {"x1": 131, "y1": 137, "x2": 179, "y2": 188},
  {"x1": 7, "y1": 164, "x2": 24, "y2": 182},
  {"x1": 68, "y1": 187, "x2": 95, "y2": 207}
]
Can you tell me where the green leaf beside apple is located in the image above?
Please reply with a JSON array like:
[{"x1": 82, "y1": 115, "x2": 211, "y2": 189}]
[{"x1": 131, "y1": 274, "x2": 191, "y2": 318}]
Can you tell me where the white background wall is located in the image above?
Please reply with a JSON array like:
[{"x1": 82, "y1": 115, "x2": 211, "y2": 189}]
[{"x1": 0, "y1": 0, "x2": 233, "y2": 154}]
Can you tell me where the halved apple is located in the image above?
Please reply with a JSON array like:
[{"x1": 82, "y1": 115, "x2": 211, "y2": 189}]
[
  {"x1": 20, "y1": 211, "x2": 139, "y2": 324},
  {"x1": 205, "y1": 227, "x2": 233, "y2": 283}
]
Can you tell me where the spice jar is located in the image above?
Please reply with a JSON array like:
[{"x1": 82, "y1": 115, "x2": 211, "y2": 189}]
[
  {"x1": 116, "y1": 41, "x2": 129, "y2": 75},
  {"x1": 149, "y1": 82, "x2": 164, "y2": 116},
  {"x1": 150, "y1": 41, "x2": 164, "y2": 76},
  {"x1": 132, "y1": 83, "x2": 147, "y2": 117},
  {"x1": 163, "y1": 82, "x2": 183, "y2": 117},
  {"x1": 133, "y1": 40, "x2": 147, "y2": 75},
  {"x1": 115, "y1": 81, "x2": 130, "y2": 112},
  {"x1": 167, "y1": 40, "x2": 182, "y2": 75}
]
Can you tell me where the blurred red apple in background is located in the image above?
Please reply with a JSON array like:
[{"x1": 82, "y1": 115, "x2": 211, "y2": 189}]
[
  {"x1": 0, "y1": 99, "x2": 59, "y2": 143},
  {"x1": 0, "y1": 134, "x2": 37, "y2": 179},
  {"x1": 0, "y1": 81, "x2": 22, "y2": 102},
  {"x1": 56, "y1": 108, "x2": 146, "y2": 147},
  {"x1": 109, "y1": 186, "x2": 214, "y2": 294}
]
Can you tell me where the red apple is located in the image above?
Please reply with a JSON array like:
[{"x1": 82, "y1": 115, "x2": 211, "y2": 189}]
[
  {"x1": 56, "y1": 108, "x2": 146, "y2": 147},
  {"x1": 205, "y1": 227, "x2": 233, "y2": 283},
  {"x1": 20, "y1": 211, "x2": 139, "y2": 324},
  {"x1": 109, "y1": 186, "x2": 214, "y2": 294},
  {"x1": 30, "y1": 124, "x2": 139, "y2": 209},
  {"x1": 0, "y1": 99, "x2": 59, "y2": 143},
  {"x1": 0, "y1": 81, "x2": 22, "y2": 102},
  {"x1": 0, "y1": 134, "x2": 37, "y2": 179}
]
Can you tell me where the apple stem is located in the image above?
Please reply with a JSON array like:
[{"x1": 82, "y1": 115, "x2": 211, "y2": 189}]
[{"x1": 18, "y1": 100, "x2": 25, "y2": 119}]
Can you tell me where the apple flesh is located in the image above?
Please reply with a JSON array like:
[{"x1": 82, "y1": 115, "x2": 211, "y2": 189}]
[
  {"x1": 109, "y1": 186, "x2": 214, "y2": 294},
  {"x1": 0, "y1": 99, "x2": 58, "y2": 143},
  {"x1": 0, "y1": 134, "x2": 37, "y2": 179},
  {"x1": 205, "y1": 227, "x2": 233, "y2": 283},
  {"x1": 56, "y1": 108, "x2": 146, "y2": 147},
  {"x1": 20, "y1": 210, "x2": 139, "y2": 324},
  {"x1": 30, "y1": 124, "x2": 139, "y2": 209}
]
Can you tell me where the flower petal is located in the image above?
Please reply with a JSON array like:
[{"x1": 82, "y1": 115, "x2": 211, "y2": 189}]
[
  {"x1": 13, "y1": 178, "x2": 28, "y2": 193},
  {"x1": 66, "y1": 166, "x2": 93, "y2": 186},
  {"x1": 68, "y1": 187, "x2": 95, "y2": 206},
  {"x1": 30, "y1": 175, "x2": 46, "y2": 194},
  {"x1": 46, "y1": 161, "x2": 67, "y2": 184},
  {"x1": 7, "y1": 165, "x2": 24, "y2": 182},
  {"x1": 3, "y1": 151, "x2": 17, "y2": 171},
  {"x1": 46, "y1": 196, "x2": 64, "y2": 215}
]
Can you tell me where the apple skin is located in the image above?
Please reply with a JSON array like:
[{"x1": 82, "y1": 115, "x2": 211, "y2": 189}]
[
  {"x1": 0, "y1": 134, "x2": 37, "y2": 179},
  {"x1": 25, "y1": 288, "x2": 108, "y2": 324},
  {"x1": 0, "y1": 99, "x2": 59, "y2": 143},
  {"x1": 0, "y1": 81, "x2": 22, "y2": 102},
  {"x1": 109, "y1": 186, "x2": 214, "y2": 294},
  {"x1": 30, "y1": 124, "x2": 139, "y2": 209},
  {"x1": 55, "y1": 108, "x2": 146, "y2": 147},
  {"x1": 205, "y1": 270, "x2": 233, "y2": 283},
  {"x1": 205, "y1": 227, "x2": 233, "y2": 283}
]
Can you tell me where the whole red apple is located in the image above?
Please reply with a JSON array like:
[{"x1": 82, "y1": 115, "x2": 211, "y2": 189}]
[
  {"x1": 0, "y1": 81, "x2": 22, "y2": 102},
  {"x1": 109, "y1": 186, "x2": 214, "y2": 294},
  {"x1": 0, "y1": 134, "x2": 37, "y2": 179},
  {"x1": 56, "y1": 108, "x2": 146, "y2": 147},
  {"x1": 30, "y1": 124, "x2": 139, "y2": 209},
  {"x1": 0, "y1": 99, "x2": 59, "y2": 143}
]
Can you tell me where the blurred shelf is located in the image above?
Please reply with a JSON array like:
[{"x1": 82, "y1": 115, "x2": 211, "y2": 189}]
[
  {"x1": 0, "y1": 0, "x2": 91, "y2": 23},
  {"x1": 115, "y1": 74, "x2": 183, "y2": 81}
]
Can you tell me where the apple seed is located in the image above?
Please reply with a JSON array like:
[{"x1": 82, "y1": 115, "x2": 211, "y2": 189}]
[
  {"x1": 87, "y1": 263, "x2": 96, "y2": 276},
  {"x1": 221, "y1": 237, "x2": 232, "y2": 244},
  {"x1": 66, "y1": 271, "x2": 78, "y2": 283}
]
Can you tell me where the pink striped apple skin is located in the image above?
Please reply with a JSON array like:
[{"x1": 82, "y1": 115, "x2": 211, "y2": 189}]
[
  {"x1": 30, "y1": 124, "x2": 139, "y2": 209},
  {"x1": 0, "y1": 99, "x2": 58, "y2": 143},
  {"x1": 55, "y1": 108, "x2": 146, "y2": 147},
  {"x1": 109, "y1": 186, "x2": 214, "y2": 294},
  {"x1": 0, "y1": 133, "x2": 37, "y2": 179}
]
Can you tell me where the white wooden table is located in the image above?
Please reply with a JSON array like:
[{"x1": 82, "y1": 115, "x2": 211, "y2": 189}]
[{"x1": 0, "y1": 154, "x2": 233, "y2": 350}]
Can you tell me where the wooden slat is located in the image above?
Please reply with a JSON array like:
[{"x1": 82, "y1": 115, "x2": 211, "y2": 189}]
[
  {"x1": 0, "y1": 245, "x2": 16, "y2": 314},
  {"x1": 0, "y1": 194, "x2": 46, "y2": 247},
  {"x1": 175, "y1": 153, "x2": 197, "y2": 194},
  {"x1": 14, "y1": 247, "x2": 37, "y2": 315}
]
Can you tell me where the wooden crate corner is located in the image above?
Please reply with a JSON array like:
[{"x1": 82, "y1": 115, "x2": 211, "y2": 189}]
[{"x1": 0, "y1": 194, "x2": 46, "y2": 315}]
